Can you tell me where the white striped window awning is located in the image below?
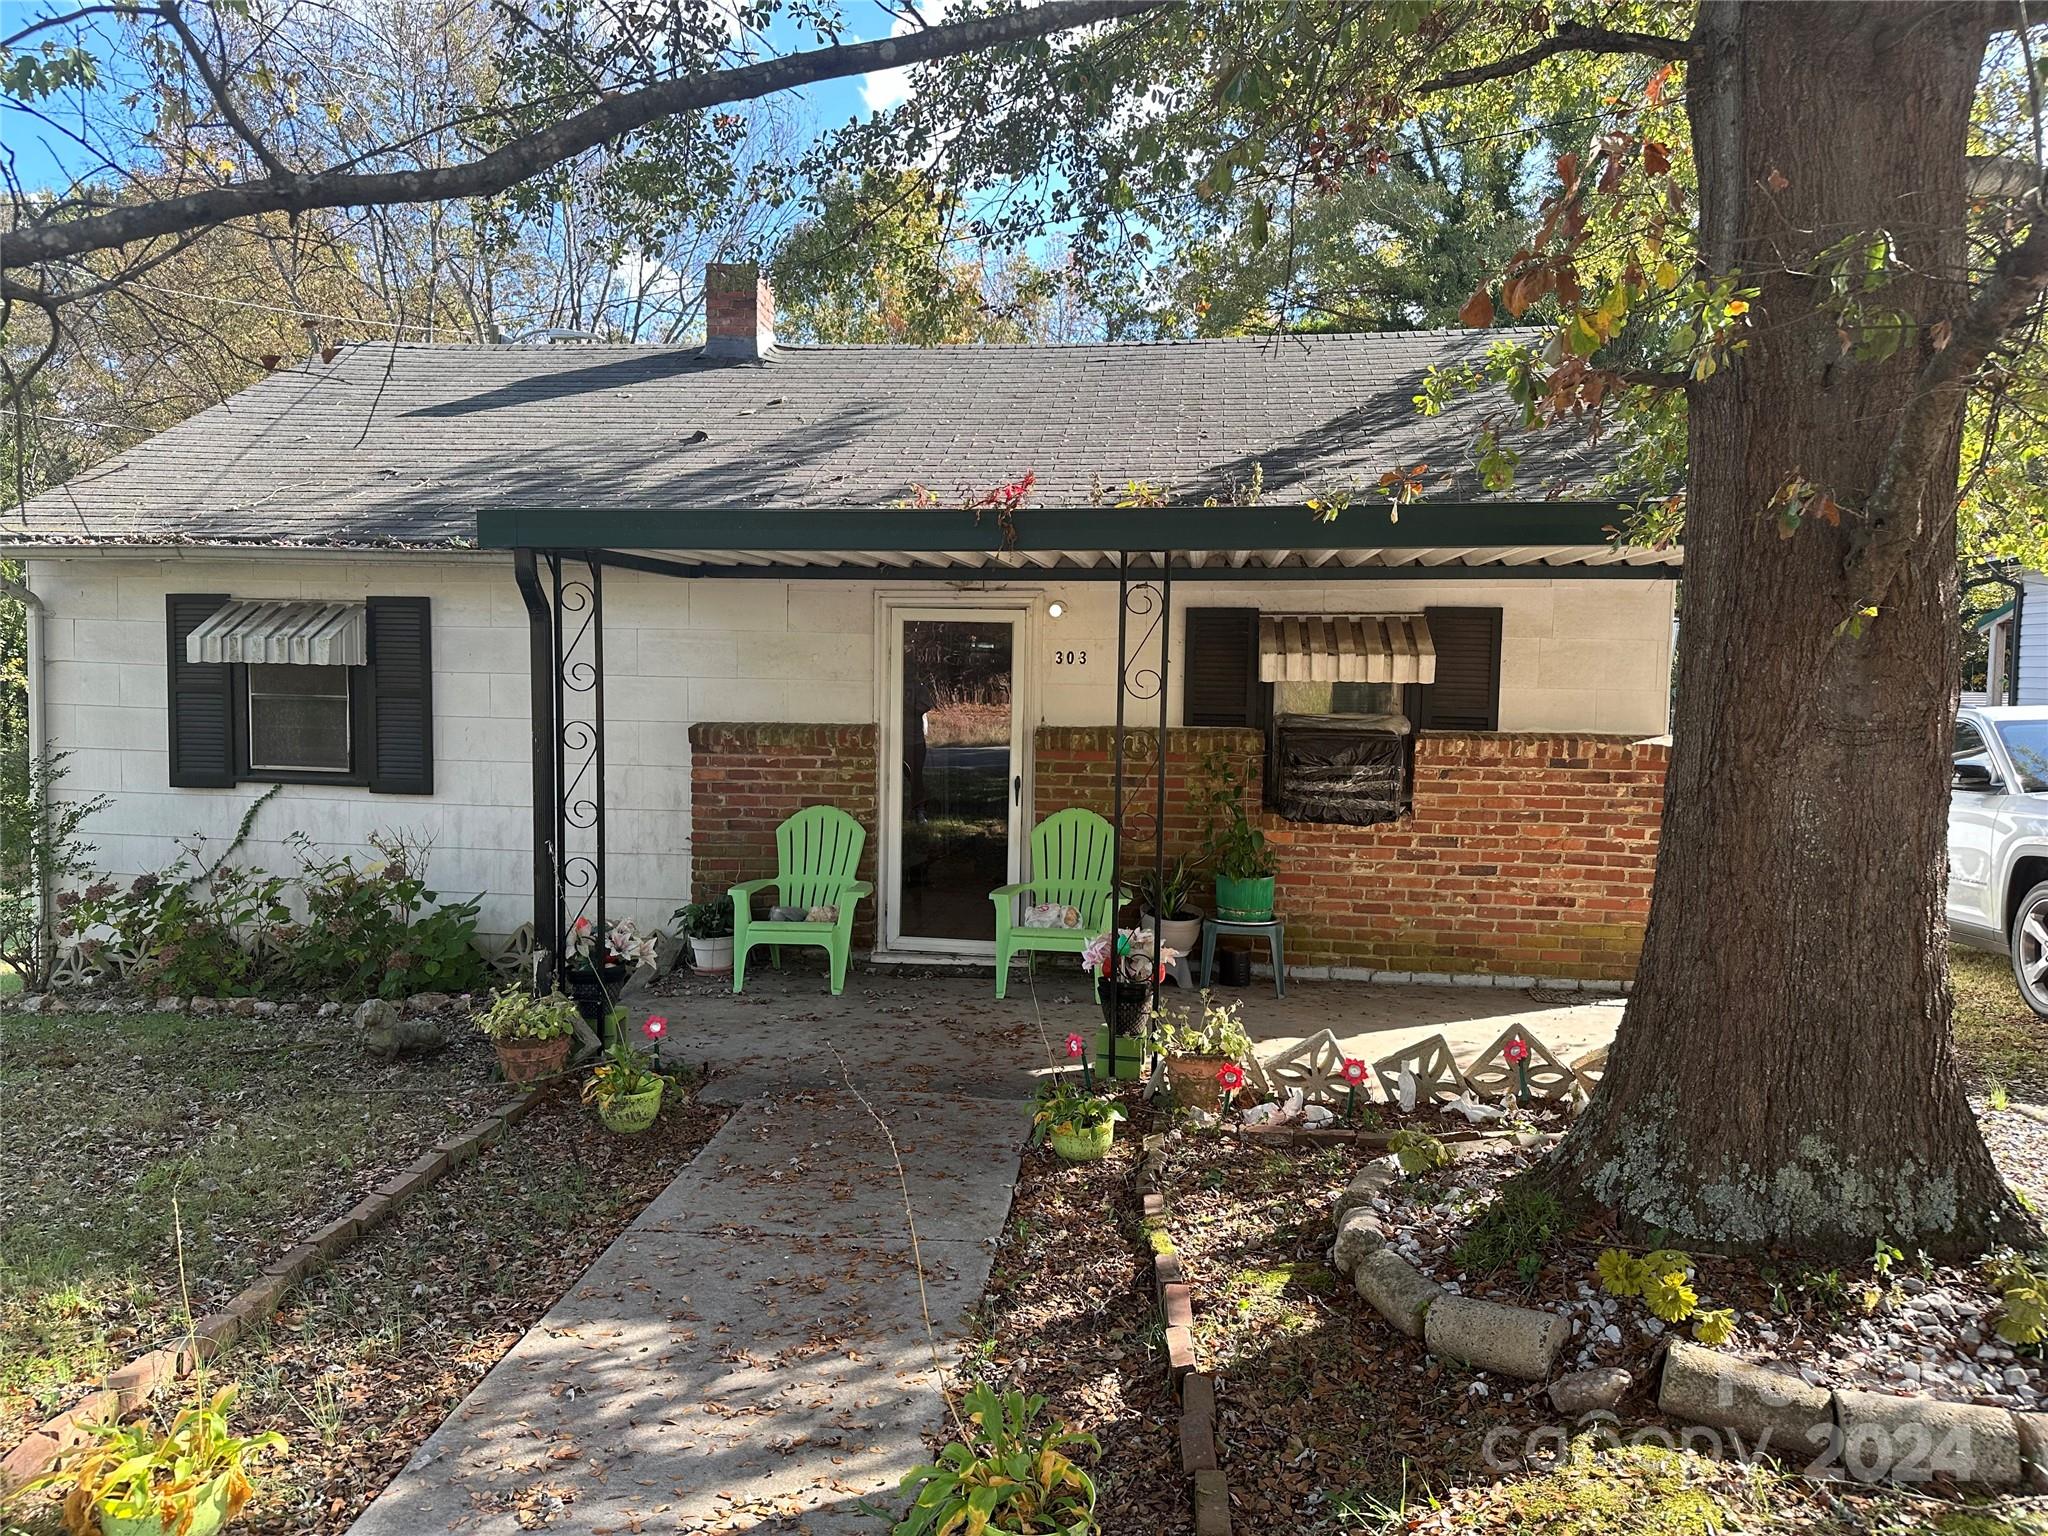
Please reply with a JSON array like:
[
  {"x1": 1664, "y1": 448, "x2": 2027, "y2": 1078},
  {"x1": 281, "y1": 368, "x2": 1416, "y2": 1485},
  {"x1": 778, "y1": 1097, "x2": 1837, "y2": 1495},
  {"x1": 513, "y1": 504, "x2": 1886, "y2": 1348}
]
[
  {"x1": 186, "y1": 600, "x2": 368, "y2": 667},
  {"x1": 1258, "y1": 614, "x2": 1437, "y2": 685}
]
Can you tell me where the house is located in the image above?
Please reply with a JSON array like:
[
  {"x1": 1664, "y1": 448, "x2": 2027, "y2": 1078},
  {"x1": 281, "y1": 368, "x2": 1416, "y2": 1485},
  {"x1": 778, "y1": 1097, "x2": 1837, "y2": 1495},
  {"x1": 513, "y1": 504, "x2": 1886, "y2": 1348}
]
[{"x1": 5, "y1": 265, "x2": 1678, "y2": 986}]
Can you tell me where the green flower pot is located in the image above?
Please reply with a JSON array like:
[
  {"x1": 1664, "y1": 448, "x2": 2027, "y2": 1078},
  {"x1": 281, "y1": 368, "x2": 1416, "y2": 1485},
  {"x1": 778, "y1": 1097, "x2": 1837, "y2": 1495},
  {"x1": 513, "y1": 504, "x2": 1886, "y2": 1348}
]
[
  {"x1": 99, "y1": 1475, "x2": 234, "y2": 1536},
  {"x1": 1047, "y1": 1120, "x2": 1116, "y2": 1163},
  {"x1": 598, "y1": 1079, "x2": 664, "y2": 1134},
  {"x1": 1091, "y1": 1026, "x2": 1147, "y2": 1081},
  {"x1": 1215, "y1": 874, "x2": 1276, "y2": 923}
]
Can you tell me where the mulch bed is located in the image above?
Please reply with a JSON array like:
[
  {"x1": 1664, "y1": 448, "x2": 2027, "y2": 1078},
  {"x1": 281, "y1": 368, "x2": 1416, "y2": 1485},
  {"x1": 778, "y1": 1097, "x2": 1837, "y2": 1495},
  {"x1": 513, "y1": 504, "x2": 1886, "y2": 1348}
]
[
  {"x1": 3, "y1": 1081, "x2": 727, "y2": 1536},
  {"x1": 1163, "y1": 1126, "x2": 2048, "y2": 1533},
  {"x1": 967, "y1": 1092, "x2": 1190, "y2": 1535}
]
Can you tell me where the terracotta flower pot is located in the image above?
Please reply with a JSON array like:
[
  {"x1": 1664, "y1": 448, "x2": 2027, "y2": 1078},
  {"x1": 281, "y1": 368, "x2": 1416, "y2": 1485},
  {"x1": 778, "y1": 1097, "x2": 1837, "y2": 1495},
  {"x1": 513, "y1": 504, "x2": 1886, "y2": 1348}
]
[
  {"x1": 1165, "y1": 1054, "x2": 1234, "y2": 1112},
  {"x1": 495, "y1": 1034, "x2": 570, "y2": 1085}
]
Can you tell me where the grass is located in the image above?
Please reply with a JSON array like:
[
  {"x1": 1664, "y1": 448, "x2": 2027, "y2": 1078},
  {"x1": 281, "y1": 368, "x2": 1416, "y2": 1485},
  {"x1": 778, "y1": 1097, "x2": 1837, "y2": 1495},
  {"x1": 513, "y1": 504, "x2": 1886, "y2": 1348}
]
[
  {"x1": 1953, "y1": 946, "x2": 2048, "y2": 1098},
  {"x1": 0, "y1": 1005, "x2": 506, "y2": 1442},
  {"x1": 4, "y1": 1082, "x2": 726, "y2": 1536}
]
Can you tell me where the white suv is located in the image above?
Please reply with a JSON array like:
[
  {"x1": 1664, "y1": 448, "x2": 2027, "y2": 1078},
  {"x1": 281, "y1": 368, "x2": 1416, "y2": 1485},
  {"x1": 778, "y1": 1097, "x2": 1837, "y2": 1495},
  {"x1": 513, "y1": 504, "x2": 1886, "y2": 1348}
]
[{"x1": 1950, "y1": 705, "x2": 2048, "y2": 1016}]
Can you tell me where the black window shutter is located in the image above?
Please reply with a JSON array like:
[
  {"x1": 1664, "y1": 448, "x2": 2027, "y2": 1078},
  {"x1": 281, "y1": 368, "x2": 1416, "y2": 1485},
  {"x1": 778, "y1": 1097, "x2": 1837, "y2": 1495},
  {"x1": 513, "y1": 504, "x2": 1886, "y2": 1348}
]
[
  {"x1": 1419, "y1": 606, "x2": 1503, "y2": 731},
  {"x1": 166, "y1": 594, "x2": 234, "y2": 787},
  {"x1": 366, "y1": 597, "x2": 434, "y2": 794},
  {"x1": 1184, "y1": 608, "x2": 1267, "y2": 728}
]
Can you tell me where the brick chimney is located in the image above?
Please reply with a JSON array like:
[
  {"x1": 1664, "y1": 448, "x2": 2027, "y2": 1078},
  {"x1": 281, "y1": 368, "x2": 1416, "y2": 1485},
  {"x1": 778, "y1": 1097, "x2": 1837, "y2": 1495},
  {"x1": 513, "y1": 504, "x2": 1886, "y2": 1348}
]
[{"x1": 702, "y1": 262, "x2": 775, "y2": 360}]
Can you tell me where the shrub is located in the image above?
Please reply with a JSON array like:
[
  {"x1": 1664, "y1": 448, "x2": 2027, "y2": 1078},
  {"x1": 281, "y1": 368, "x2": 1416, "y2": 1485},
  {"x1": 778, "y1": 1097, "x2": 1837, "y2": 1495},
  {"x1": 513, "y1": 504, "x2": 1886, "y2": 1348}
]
[
  {"x1": 1986, "y1": 1253, "x2": 2048, "y2": 1346},
  {"x1": 285, "y1": 831, "x2": 485, "y2": 998},
  {"x1": 25, "y1": 1385, "x2": 285, "y2": 1533},
  {"x1": 1389, "y1": 1129, "x2": 1451, "y2": 1176},
  {"x1": 892, "y1": 1383, "x2": 1099, "y2": 1536},
  {"x1": 0, "y1": 748, "x2": 107, "y2": 990}
]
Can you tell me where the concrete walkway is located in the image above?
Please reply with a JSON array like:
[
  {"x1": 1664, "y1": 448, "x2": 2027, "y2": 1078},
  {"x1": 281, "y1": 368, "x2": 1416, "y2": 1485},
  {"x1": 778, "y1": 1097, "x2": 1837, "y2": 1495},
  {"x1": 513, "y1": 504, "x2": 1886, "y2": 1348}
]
[
  {"x1": 348, "y1": 971, "x2": 1044, "y2": 1535},
  {"x1": 346, "y1": 966, "x2": 1620, "y2": 1534}
]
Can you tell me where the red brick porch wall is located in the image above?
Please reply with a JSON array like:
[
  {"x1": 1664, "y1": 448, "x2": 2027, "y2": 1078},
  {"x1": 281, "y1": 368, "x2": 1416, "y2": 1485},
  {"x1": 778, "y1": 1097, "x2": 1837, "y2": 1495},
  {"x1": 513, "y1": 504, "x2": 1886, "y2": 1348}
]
[
  {"x1": 1032, "y1": 727, "x2": 1668, "y2": 981},
  {"x1": 688, "y1": 723, "x2": 880, "y2": 947}
]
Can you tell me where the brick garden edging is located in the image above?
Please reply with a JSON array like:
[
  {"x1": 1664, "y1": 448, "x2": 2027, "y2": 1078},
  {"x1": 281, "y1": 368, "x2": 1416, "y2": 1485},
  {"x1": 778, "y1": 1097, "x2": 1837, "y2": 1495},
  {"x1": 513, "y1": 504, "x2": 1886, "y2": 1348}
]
[
  {"x1": 1133, "y1": 1134, "x2": 1232, "y2": 1536},
  {"x1": 0, "y1": 1086, "x2": 549, "y2": 1496}
]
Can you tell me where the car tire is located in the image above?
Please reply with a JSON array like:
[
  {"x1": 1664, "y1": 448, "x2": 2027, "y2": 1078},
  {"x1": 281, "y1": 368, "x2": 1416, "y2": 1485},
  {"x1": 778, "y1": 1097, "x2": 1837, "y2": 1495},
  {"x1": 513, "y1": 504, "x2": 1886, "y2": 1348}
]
[{"x1": 2011, "y1": 881, "x2": 2048, "y2": 1019}]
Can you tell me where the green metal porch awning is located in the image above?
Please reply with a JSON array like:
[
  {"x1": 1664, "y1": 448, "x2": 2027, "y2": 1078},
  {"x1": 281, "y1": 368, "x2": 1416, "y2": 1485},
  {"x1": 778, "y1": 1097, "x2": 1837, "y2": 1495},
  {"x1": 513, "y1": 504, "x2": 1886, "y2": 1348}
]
[{"x1": 476, "y1": 503, "x2": 1681, "y2": 579}]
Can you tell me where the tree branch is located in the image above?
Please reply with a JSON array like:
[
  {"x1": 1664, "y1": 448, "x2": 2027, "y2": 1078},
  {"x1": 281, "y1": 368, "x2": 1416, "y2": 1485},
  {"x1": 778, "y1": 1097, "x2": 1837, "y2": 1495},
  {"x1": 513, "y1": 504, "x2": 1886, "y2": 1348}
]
[
  {"x1": 156, "y1": 0, "x2": 288, "y2": 179},
  {"x1": 1849, "y1": 201, "x2": 2048, "y2": 606},
  {"x1": 1417, "y1": 20, "x2": 1693, "y2": 95},
  {"x1": 4, "y1": 0, "x2": 1165, "y2": 275}
]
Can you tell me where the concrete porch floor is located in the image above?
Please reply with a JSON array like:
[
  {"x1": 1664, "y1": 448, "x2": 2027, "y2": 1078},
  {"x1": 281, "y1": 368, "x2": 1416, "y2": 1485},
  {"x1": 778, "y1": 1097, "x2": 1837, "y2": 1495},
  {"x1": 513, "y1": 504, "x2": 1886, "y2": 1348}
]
[{"x1": 649, "y1": 960, "x2": 1625, "y2": 1096}]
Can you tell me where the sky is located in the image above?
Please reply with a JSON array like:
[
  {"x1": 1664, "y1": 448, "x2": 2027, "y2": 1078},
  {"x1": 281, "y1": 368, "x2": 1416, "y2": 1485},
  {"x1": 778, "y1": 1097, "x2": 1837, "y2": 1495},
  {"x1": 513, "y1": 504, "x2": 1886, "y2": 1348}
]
[{"x1": 0, "y1": 0, "x2": 926, "y2": 196}]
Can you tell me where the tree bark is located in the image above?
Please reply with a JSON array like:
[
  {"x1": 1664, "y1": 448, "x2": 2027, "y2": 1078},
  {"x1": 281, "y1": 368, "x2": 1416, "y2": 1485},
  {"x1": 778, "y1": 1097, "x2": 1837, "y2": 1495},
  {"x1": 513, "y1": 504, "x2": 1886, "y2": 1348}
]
[{"x1": 1551, "y1": 1, "x2": 2029, "y2": 1259}]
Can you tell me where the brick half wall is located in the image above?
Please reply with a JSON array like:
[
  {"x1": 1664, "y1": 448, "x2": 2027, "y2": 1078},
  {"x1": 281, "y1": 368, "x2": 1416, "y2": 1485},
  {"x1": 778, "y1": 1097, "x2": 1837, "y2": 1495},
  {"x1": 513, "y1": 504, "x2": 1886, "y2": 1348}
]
[
  {"x1": 688, "y1": 723, "x2": 880, "y2": 947},
  {"x1": 1033, "y1": 727, "x2": 1668, "y2": 981}
]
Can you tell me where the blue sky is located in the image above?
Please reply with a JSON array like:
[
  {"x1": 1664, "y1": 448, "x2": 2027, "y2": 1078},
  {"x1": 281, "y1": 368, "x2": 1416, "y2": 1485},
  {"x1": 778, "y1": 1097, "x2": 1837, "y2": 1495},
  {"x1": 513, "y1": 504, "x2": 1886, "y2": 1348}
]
[{"x1": 0, "y1": 0, "x2": 922, "y2": 195}]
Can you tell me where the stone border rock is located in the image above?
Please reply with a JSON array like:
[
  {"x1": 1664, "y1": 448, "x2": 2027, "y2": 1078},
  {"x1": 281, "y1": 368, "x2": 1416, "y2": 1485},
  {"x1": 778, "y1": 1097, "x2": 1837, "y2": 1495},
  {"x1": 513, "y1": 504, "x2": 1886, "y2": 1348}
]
[
  {"x1": 1132, "y1": 1134, "x2": 1231, "y2": 1536},
  {"x1": 1659, "y1": 1339, "x2": 2043, "y2": 1488},
  {"x1": 1328, "y1": 1154, "x2": 1566, "y2": 1382},
  {"x1": 0, "y1": 1086, "x2": 548, "y2": 1496}
]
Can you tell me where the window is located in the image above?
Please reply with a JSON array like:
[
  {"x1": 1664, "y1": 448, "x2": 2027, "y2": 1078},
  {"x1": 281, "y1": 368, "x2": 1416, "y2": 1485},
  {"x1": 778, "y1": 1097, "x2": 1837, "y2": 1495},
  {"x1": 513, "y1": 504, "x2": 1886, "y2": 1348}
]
[
  {"x1": 247, "y1": 664, "x2": 352, "y2": 773},
  {"x1": 1184, "y1": 605, "x2": 1502, "y2": 826},
  {"x1": 1994, "y1": 720, "x2": 2048, "y2": 793},
  {"x1": 168, "y1": 594, "x2": 434, "y2": 794}
]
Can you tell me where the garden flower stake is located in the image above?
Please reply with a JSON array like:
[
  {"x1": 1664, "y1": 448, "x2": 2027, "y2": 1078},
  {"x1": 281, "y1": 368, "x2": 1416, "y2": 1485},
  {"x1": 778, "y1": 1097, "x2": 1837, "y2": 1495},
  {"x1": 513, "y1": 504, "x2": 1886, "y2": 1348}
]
[
  {"x1": 1505, "y1": 1035, "x2": 1531, "y2": 1107},
  {"x1": 1342, "y1": 1056, "x2": 1370, "y2": 1120},
  {"x1": 1065, "y1": 1031, "x2": 1091, "y2": 1091},
  {"x1": 1216, "y1": 1060, "x2": 1245, "y2": 1114}
]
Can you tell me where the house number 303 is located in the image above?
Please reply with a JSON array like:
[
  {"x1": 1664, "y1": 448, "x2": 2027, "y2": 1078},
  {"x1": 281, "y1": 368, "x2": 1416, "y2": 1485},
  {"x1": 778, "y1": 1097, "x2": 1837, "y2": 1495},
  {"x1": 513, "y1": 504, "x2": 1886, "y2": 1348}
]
[{"x1": 1052, "y1": 648, "x2": 1089, "y2": 666}]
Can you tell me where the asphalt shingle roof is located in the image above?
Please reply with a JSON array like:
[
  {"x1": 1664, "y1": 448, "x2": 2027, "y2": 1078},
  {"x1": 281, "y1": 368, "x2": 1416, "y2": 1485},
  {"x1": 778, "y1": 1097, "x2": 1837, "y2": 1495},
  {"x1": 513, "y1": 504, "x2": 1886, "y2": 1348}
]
[{"x1": 6, "y1": 329, "x2": 1612, "y2": 547}]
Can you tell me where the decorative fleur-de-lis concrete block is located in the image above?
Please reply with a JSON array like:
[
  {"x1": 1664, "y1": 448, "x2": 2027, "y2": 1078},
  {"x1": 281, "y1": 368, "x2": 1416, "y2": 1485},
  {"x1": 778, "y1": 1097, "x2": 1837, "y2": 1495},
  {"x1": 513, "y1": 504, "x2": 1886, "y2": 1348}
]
[
  {"x1": 1569, "y1": 1044, "x2": 1609, "y2": 1096},
  {"x1": 1371, "y1": 1033, "x2": 1473, "y2": 1108},
  {"x1": 488, "y1": 922, "x2": 537, "y2": 977},
  {"x1": 1257, "y1": 1028, "x2": 1354, "y2": 1110},
  {"x1": 1463, "y1": 1025, "x2": 1575, "y2": 1103}
]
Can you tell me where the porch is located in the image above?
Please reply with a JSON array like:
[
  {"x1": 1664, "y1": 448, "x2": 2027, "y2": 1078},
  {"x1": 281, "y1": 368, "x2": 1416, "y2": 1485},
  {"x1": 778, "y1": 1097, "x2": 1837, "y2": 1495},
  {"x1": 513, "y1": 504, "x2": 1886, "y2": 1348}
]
[
  {"x1": 489, "y1": 502, "x2": 1680, "y2": 991},
  {"x1": 637, "y1": 950, "x2": 1626, "y2": 1101}
]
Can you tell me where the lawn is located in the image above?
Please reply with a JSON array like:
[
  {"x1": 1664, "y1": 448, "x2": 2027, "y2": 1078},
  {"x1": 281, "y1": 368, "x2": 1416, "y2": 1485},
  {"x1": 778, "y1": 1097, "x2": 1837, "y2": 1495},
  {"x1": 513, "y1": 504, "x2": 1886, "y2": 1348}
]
[
  {"x1": 0, "y1": 1003, "x2": 727, "y2": 1534},
  {"x1": 1954, "y1": 947, "x2": 2048, "y2": 1099},
  {"x1": 0, "y1": 1006, "x2": 512, "y2": 1445}
]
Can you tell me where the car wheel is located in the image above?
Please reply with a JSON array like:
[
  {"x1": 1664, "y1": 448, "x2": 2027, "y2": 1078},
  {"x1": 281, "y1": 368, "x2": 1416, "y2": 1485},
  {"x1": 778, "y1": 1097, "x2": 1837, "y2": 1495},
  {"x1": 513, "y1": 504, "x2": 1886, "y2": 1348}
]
[{"x1": 2012, "y1": 881, "x2": 2048, "y2": 1019}]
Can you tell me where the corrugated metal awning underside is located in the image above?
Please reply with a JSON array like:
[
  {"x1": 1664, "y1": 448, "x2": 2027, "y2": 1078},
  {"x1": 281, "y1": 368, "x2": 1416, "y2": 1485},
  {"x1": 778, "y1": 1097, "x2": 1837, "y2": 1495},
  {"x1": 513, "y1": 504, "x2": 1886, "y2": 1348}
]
[
  {"x1": 604, "y1": 545, "x2": 1681, "y2": 573},
  {"x1": 1261, "y1": 615, "x2": 1436, "y2": 684},
  {"x1": 187, "y1": 600, "x2": 367, "y2": 666}
]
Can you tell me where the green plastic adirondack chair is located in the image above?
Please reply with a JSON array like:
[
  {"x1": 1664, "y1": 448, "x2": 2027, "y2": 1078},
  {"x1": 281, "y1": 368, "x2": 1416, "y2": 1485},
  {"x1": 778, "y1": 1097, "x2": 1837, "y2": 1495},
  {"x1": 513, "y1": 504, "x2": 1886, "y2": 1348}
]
[
  {"x1": 990, "y1": 808, "x2": 1118, "y2": 999},
  {"x1": 729, "y1": 806, "x2": 872, "y2": 995}
]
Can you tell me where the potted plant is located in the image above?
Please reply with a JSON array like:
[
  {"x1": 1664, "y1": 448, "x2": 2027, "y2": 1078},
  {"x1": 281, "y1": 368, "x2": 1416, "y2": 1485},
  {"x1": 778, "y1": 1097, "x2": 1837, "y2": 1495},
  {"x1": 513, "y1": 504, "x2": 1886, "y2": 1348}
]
[
  {"x1": 1080, "y1": 928, "x2": 1179, "y2": 1081},
  {"x1": 471, "y1": 985, "x2": 580, "y2": 1084},
  {"x1": 1130, "y1": 852, "x2": 1205, "y2": 958},
  {"x1": 25, "y1": 1385, "x2": 285, "y2": 1536},
  {"x1": 582, "y1": 1012, "x2": 672, "y2": 1133},
  {"x1": 563, "y1": 915, "x2": 659, "y2": 1024},
  {"x1": 1152, "y1": 990, "x2": 1252, "y2": 1113},
  {"x1": 672, "y1": 897, "x2": 735, "y2": 974},
  {"x1": 1201, "y1": 752, "x2": 1277, "y2": 921},
  {"x1": 1030, "y1": 1079, "x2": 1126, "y2": 1162}
]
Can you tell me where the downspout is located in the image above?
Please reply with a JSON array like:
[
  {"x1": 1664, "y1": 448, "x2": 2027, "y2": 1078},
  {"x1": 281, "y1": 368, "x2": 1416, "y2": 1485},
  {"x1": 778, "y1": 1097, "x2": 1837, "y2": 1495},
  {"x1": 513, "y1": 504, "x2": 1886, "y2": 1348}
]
[
  {"x1": 513, "y1": 549, "x2": 559, "y2": 984},
  {"x1": 0, "y1": 568, "x2": 50, "y2": 971}
]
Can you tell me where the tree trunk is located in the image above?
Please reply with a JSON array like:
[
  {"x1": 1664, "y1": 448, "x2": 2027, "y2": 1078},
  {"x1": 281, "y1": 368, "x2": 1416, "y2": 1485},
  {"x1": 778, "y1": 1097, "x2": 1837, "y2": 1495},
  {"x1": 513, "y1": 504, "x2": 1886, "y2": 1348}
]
[{"x1": 1551, "y1": 1, "x2": 2027, "y2": 1259}]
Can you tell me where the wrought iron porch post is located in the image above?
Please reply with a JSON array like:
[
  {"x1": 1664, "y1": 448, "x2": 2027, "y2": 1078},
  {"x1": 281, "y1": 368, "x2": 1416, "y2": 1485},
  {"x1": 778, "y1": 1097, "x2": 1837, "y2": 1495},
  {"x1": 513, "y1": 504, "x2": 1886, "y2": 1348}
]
[{"x1": 514, "y1": 549, "x2": 559, "y2": 979}]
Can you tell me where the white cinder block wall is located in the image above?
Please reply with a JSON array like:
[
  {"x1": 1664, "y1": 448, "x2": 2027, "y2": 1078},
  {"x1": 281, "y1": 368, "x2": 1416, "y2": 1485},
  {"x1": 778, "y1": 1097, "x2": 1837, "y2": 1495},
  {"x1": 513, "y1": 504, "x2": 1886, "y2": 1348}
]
[{"x1": 27, "y1": 553, "x2": 1676, "y2": 936}]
